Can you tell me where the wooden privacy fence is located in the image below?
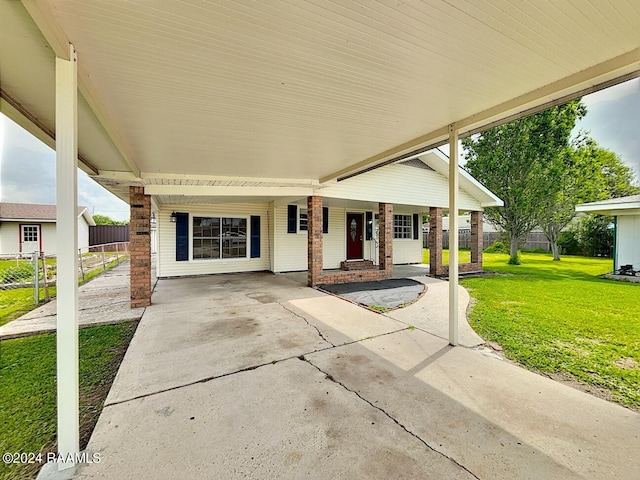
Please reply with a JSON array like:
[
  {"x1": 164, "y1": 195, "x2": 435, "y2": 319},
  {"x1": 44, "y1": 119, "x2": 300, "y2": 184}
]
[
  {"x1": 423, "y1": 231, "x2": 552, "y2": 251},
  {"x1": 89, "y1": 224, "x2": 129, "y2": 245}
]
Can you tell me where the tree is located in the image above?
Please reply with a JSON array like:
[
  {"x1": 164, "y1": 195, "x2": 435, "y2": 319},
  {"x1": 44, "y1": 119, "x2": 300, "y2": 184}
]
[
  {"x1": 93, "y1": 214, "x2": 128, "y2": 225},
  {"x1": 462, "y1": 100, "x2": 586, "y2": 264},
  {"x1": 537, "y1": 137, "x2": 639, "y2": 260}
]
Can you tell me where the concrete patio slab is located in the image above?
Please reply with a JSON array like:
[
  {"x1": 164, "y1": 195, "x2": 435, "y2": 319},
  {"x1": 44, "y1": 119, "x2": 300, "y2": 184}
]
[
  {"x1": 72, "y1": 272, "x2": 639, "y2": 480},
  {"x1": 307, "y1": 329, "x2": 640, "y2": 480},
  {"x1": 78, "y1": 359, "x2": 474, "y2": 480}
]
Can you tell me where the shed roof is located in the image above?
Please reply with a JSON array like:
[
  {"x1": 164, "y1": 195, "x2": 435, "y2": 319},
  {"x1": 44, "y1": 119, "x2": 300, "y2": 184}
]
[
  {"x1": 0, "y1": 203, "x2": 95, "y2": 225},
  {"x1": 576, "y1": 195, "x2": 640, "y2": 216}
]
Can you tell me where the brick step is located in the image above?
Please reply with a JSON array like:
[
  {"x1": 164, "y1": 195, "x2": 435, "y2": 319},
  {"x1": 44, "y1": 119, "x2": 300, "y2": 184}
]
[{"x1": 340, "y1": 260, "x2": 376, "y2": 271}]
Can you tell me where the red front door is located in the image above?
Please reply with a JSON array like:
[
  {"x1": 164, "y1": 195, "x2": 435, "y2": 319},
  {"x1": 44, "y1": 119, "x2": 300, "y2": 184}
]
[{"x1": 346, "y1": 213, "x2": 364, "y2": 260}]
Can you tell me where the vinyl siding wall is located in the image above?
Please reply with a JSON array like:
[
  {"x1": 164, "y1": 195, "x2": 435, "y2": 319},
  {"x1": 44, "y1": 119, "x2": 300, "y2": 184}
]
[
  {"x1": 0, "y1": 222, "x2": 19, "y2": 254},
  {"x1": 157, "y1": 203, "x2": 271, "y2": 277},
  {"x1": 617, "y1": 215, "x2": 640, "y2": 269},
  {"x1": 320, "y1": 163, "x2": 482, "y2": 211},
  {"x1": 273, "y1": 205, "x2": 422, "y2": 272}
]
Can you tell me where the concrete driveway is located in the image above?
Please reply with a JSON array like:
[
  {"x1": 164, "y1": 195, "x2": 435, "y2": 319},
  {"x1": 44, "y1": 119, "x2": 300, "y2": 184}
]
[{"x1": 76, "y1": 272, "x2": 639, "y2": 480}]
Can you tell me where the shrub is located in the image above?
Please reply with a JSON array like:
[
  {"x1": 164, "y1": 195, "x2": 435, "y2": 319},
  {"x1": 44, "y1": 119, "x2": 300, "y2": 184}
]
[{"x1": 484, "y1": 241, "x2": 509, "y2": 254}]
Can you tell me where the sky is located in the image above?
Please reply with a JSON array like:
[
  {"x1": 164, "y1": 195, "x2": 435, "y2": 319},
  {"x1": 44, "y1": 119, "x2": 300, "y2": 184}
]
[{"x1": 0, "y1": 78, "x2": 638, "y2": 220}]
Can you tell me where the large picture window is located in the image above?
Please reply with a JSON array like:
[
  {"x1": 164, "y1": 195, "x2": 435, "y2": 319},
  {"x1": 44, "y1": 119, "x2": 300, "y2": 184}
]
[
  {"x1": 193, "y1": 216, "x2": 247, "y2": 259},
  {"x1": 393, "y1": 214, "x2": 412, "y2": 239}
]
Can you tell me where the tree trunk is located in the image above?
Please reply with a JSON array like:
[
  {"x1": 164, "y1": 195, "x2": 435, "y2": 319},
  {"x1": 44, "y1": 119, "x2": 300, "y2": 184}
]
[
  {"x1": 509, "y1": 234, "x2": 520, "y2": 264},
  {"x1": 550, "y1": 241, "x2": 560, "y2": 261}
]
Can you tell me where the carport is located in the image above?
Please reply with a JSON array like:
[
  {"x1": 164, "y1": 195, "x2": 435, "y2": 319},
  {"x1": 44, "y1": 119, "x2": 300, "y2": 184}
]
[{"x1": 1, "y1": 0, "x2": 638, "y2": 472}]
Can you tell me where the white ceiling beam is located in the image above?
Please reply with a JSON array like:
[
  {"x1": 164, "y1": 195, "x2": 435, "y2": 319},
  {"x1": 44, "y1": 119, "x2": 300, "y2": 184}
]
[
  {"x1": 96, "y1": 170, "x2": 142, "y2": 182},
  {"x1": 321, "y1": 49, "x2": 640, "y2": 184},
  {"x1": 21, "y1": 0, "x2": 141, "y2": 178},
  {"x1": 141, "y1": 172, "x2": 319, "y2": 186},
  {"x1": 144, "y1": 185, "x2": 315, "y2": 197},
  {"x1": 1, "y1": 90, "x2": 99, "y2": 175}
]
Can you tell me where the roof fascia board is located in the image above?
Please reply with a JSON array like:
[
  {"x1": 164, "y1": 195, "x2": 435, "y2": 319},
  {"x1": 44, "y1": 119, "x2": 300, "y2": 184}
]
[
  {"x1": 577, "y1": 203, "x2": 640, "y2": 213},
  {"x1": 144, "y1": 185, "x2": 315, "y2": 197},
  {"x1": 321, "y1": 50, "x2": 639, "y2": 184},
  {"x1": 21, "y1": 0, "x2": 141, "y2": 178}
]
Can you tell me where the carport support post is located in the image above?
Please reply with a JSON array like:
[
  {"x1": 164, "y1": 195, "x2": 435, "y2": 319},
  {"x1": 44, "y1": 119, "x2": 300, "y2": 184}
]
[
  {"x1": 307, "y1": 196, "x2": 323, "y2": 287},
  {"x1": 55, "y1": 43, "x2": 80, "y2": 470},
  {"x1": 448, "y1": 123, "x2": 459, "y2": 347}
]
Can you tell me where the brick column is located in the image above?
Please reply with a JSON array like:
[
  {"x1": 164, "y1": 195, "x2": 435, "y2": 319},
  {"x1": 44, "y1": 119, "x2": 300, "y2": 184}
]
[
  {"x1": 129, "y1": 186, "x2": 151, "y2": 307},
  {"x1": 429, "y1": 207, "x2": 443, "y2": 276},
  {"x1": 378, "y1": 203, "x2": 393, "y2": 278},
  {"x1": 307, "y1": 196, "x2": 324, "y2": 287},
  {"x1": 471, "y1": 210, "x2": 483, "y2": 266}
]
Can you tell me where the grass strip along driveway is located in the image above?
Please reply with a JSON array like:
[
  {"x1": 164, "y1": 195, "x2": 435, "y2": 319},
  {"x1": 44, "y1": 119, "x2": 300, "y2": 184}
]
[
  {"x1": 462, "y1": 252, "x2": 639, "y2": 409},
  {"x1": 0, "y1": 323, "x2": 137, "y2": 480}
]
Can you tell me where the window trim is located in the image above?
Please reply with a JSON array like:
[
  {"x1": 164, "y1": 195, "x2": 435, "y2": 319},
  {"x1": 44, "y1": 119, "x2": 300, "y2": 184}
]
[{"x1": 190, "y1": 214, "x2": 250, "y2": 262}]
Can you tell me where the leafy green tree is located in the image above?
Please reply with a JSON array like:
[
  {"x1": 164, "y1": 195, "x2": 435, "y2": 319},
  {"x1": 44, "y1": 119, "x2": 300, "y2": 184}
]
[
  {"x1": 538, "y1": 137, "x2": 639, "y2": 260},
  {"x1": 462, "y1": 100, "x2": 586, "y2": 264},
  {"x1": 93, "y1": 214, "x2": 128, "y2": 225}
]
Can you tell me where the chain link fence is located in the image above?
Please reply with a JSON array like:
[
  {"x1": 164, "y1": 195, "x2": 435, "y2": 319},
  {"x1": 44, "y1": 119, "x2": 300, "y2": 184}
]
[{"x1": 0, "y1": 242, "x2": 129, "y2": 308}]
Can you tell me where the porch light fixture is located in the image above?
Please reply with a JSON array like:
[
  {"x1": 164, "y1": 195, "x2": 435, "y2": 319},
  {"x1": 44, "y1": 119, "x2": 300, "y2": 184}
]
[{"x1": 170, "y1": 211, "x2": 177, "y2": 223}]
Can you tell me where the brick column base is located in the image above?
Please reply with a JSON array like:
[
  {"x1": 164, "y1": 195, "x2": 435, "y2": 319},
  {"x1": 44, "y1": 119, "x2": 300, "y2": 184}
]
[
  {"x1": 429, "y1": 207, "x2": 443, "y2": 276},
  {"x1": 307, "y1": 196, "x2": 323, "y2": 287},
  {"x1": 378, "y1": 203, "x2": 393, "y2": 278},
  {"x1": 129, "y1": 186, "x2": 151, "y2": 307}
]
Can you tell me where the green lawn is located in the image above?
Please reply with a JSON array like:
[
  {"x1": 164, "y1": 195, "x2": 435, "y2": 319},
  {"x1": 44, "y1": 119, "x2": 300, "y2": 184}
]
[
  {"x1": 0, "y1": 323, "x2": 137, "y2": 480},
  {"x1": 422, "y1": 248, "x2": 471, "y2": 264},
  {"x1": 459, "y1": 252, "x2": 639, "y2": 408},
  {"x1": 0, "y1": 254, "x2": 128, "y2": 327}
]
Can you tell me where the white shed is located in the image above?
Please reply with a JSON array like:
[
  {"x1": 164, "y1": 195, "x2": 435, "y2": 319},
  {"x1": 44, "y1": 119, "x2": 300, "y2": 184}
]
[
  {"x1": 0, "y1": 203, "x2": 95, "y2": 255},
  {"x1": 576, "y1": 195, "x2": 640, "y2": 272}
]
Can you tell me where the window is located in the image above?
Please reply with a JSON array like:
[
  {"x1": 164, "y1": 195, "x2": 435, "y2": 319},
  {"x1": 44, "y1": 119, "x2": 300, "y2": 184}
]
[
  {"x1": 394, "y1": 215, "x2": 412, "y2": 239},
  {"x1": 22, "y1": 225, "x2": 39, "y2": 242},
  {"x1": 299, "y1": 208, "x2": 308, "y2": 231},
  {"x1": 192, "y1": 216, "x2": 247, "y2": 259}
]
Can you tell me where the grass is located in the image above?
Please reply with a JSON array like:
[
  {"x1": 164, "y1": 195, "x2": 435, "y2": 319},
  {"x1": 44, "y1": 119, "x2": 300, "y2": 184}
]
[
  {"x1": 459, "y1": 251, "x2": 639, "y2": 408},
  {"x1": 0, "y1": 322, "x2": 137, "y2": 480},
  {"x1": 422, "y1": 248, "x2": 471, "y2": 265},
  {"x1": 0, "y1": 254, "x2": 128, "y2": 327}
]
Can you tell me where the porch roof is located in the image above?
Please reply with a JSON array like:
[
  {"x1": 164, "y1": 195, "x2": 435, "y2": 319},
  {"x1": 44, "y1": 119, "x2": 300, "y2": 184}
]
[
  {"x1": 1, "y1": 1, "x2": 638, "y2": 205},
  {"x1": 576, "y1": 194, "x2": 640, "y2": 216}
]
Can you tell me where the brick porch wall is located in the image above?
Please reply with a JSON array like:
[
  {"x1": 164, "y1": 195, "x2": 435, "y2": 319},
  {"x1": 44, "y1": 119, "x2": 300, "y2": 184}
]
[
  {"x1": 378, "y1": 202, "x2": 393, "y2": 277},
  {"x1": 429, "y1": 207, "x2": 443, "y2": 276},
  {"x1": 129, "y1": 186, "x2": 151, "y2": 307},
  {"x1": 307, "y1": 196, "x2": 324, "y2": 287}
]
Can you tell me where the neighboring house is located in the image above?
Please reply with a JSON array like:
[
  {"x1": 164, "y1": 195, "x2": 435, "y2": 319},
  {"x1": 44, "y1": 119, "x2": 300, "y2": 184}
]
[
  {"x1": 576, "y1": 195, "x2": 640, "y2": 271},
  {"x1": 153, "y1": 150, "x2": 502, "y2": 280},
  {"x1": 0, "y1": 203, "x2": 95, "y2": 255}
]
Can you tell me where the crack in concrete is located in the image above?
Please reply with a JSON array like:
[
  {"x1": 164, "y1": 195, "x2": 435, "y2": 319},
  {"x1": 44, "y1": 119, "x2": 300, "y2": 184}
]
[
  {"x1": 278, "y1": 302, "x2": 336, "y2": 347},
  {"x1": 299, "y1": 355, "x2": 480, "y2": 480},
  {"x1": 105, "y1": 326, "x2": 413, "y2": 408}
]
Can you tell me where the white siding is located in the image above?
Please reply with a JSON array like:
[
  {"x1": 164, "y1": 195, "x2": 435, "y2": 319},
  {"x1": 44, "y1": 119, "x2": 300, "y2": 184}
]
[
  {"x1": 0, "y1": 222, "x2": 19, "y2": 254},
  {"x1": 617, "y1": 215, "x2": 640, "y2": 269},
  {"x1": 320, "y1": 163, "x2": 482, "y2": 211},
  {"x1": 157, "y1": 203, "x2": 270, "y2": 277},
  {"x1": 273, "y1": 205, "x2": 307, "y2": 272},
  {"x1": 40, "y1": 223, "x2": 57, "y2": 254},
  {"x1": 273, "y1": 205, "x2": 422, "y2": 272},
  {"x1": 77, "y1": 217, "x2": 90, "y2": 250},
  {"x1": 393, "y1": 209, "x2": 423, "y2": 264}
]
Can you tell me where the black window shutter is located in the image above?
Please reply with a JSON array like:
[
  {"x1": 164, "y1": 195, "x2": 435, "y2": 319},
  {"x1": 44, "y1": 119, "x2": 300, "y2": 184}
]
[
  {"x1": 287, "y1": 205, "x2": 297, "y2": 233},
  {"x1": 322, "y1": 207, "x2": 329, "y2": 234},
  {"x1": 365, "y1": 211, "x2": 373, "y2": 240},
  {"x1": 176, "y1": 212, "x2": 189, "y2": 261},
  {"x1": 250, "y1": 215, "x2": 260, "y2": 258},
  {"x1": 413, "y1": 213, "x2": 419, "y2": 240}
]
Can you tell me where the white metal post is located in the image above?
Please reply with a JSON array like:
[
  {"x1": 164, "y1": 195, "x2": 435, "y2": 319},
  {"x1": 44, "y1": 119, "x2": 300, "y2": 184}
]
[
  {"x1": 448, "y1": 124, "x2": 459, "y2": 346},
  {"x1": 56, "y1": 43, "x2": 79, "y2": 470}
]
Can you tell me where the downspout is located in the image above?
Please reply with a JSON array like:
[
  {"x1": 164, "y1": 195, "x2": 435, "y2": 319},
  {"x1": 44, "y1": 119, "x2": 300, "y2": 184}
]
[{"x1": 612, "y1": 216, "x2": 617, "y2": 273}]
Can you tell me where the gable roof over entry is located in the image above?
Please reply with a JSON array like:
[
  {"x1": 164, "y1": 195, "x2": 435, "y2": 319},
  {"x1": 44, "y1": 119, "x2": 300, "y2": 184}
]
[{"x1": 1, "y1": 1, "x2": 638, "y2": 205}]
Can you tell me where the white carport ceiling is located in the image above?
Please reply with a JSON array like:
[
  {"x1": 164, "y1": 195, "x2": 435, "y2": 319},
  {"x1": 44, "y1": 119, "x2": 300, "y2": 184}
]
[{"x1": 1, "y1": 0, "x2": 639, "y2": 195}]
